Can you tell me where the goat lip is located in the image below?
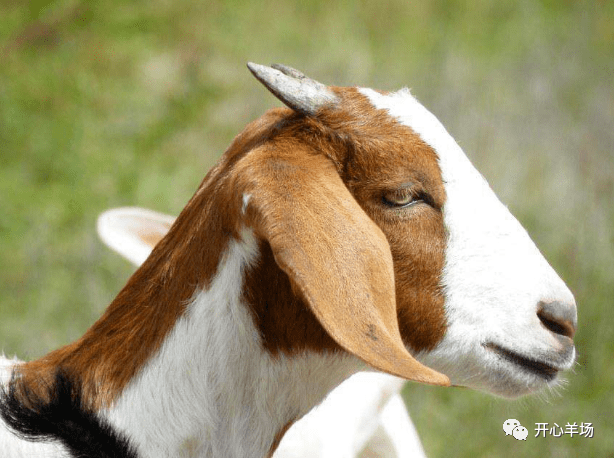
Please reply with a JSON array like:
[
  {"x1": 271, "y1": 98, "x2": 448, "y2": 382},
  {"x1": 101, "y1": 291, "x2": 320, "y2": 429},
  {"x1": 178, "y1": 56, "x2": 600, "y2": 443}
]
[{"x1": 482, "y1": 342, "x2": 560, "y2": 381}]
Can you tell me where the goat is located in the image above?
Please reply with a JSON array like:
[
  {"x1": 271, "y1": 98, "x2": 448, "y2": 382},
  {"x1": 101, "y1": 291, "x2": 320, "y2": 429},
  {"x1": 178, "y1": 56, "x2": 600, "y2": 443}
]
[
  {"x1": 95, "y1": 206, "x2": 426, "y2": 458},
  {"x1": 0, "y1": 63, "x2": 577, "y2": 458}
]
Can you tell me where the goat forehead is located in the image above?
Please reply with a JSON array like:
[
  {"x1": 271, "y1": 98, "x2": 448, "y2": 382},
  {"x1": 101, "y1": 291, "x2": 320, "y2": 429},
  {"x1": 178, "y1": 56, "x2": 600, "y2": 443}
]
[
  {"x1": 357, "y1": 87, "x2": 498, "y2": 213},
  {"x1": 328, "y1": 88, "x2": 443, "y2": 190},
  {"x1": 356, "y1": 88, "x2": 463, "y2": 171},
  {"x1": 356, "y1": 87, "x2": 537, "y2": 249}
]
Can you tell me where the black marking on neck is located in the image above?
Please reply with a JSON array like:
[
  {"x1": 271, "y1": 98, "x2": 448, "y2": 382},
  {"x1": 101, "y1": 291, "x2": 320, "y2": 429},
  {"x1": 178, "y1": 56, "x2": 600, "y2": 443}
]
[{"x1": 0, "y1": 368, "x2": 138, "y2": 458}]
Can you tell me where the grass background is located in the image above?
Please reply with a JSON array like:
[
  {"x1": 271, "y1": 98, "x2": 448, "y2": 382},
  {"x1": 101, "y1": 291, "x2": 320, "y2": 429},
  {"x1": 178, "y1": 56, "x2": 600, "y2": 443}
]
[{"x1": 1, "y1": 0, "x2": 612, "y2": 456}]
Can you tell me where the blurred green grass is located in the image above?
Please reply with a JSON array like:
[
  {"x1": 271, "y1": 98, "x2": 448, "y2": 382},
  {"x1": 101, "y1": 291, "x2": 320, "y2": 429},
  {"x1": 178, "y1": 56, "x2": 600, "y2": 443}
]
[{"x1": 1, "y1": 0, "x2": 612, "y2": 456}]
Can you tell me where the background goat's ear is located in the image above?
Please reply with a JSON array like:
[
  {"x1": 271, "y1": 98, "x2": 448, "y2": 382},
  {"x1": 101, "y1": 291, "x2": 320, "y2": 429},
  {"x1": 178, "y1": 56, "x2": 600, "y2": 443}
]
[
  {"x1": 97, "y1": 207, "x2": 175, "y2": 267},
  {"x1": 247, "y1": 62, "x2": 338, "y2": 116},
  {"x1": 240, "y1": 151, "x2": 450, "y2": 386}
]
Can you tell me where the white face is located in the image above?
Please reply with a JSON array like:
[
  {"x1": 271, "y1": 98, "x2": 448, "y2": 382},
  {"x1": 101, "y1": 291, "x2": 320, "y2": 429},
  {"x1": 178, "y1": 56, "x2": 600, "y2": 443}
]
[{"x1": 360, "y1": 88, "x2": 577, "y2": 397}]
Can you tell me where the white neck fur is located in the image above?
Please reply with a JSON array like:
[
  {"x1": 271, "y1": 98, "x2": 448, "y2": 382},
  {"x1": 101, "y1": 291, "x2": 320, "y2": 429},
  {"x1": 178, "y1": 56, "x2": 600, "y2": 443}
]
[{"x1": 104, "y1": 229, "x2": 359, "y2": 457}]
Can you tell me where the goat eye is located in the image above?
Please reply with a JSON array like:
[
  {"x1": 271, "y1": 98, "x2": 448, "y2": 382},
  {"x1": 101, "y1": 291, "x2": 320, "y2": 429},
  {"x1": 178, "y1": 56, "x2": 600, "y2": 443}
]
[{"x1": 382, "y1": 190, "x2": 423, "y2": 208}]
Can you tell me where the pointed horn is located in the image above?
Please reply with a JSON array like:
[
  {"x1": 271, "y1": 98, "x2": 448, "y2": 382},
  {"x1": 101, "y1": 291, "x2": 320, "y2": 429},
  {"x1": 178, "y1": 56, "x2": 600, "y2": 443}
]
[{"x1": 247, "y1": 62, "x2": 337, "y2": 116}]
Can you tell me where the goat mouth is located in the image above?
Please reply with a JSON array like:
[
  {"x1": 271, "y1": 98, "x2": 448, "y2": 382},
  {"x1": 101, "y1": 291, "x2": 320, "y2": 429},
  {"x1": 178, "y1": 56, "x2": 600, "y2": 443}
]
[{"x1": 483, "y1": 343, "x2": 559, "y2": 381}]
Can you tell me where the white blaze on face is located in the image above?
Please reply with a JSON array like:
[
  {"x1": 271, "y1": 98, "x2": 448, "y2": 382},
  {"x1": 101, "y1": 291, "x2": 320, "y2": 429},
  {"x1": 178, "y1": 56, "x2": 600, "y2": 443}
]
[{"x1": 359, "y1": 88, "x2": 576, "y2": 397}]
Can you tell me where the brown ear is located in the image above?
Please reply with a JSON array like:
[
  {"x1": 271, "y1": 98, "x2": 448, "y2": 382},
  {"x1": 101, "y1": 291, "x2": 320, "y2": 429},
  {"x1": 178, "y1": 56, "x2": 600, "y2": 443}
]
[{"x1": 240, "y1": 149, "x2": 449, "y2": 386}]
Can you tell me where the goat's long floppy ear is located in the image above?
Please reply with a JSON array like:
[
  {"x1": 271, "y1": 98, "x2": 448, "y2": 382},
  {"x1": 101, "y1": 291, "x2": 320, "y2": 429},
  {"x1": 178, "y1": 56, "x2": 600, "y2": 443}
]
[{"x1": 240, "y1": 151, "x2": 449, "y2": 386}]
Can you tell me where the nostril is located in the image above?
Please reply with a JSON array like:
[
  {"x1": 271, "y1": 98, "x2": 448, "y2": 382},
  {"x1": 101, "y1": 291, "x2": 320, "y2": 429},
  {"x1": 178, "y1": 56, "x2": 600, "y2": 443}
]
[
  {"x1": 538, "y1": 312, "x2": 572, "y2": 338},
  {"x1": 537, "y1": 301, "x2": 577, "y2": 339}
]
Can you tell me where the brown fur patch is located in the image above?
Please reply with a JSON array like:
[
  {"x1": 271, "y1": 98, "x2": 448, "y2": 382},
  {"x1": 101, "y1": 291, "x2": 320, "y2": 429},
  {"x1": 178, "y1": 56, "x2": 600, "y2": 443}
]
[{"x1": 243, "y1": 239, "x2": 340, "y2": 355}]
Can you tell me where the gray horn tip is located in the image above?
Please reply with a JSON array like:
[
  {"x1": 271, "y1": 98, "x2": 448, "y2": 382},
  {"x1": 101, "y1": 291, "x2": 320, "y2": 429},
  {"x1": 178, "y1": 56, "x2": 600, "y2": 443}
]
[
  {"x1": 246, "y1": 62, "x2": 303, "y2": 79},
  {"x1": 246, "y1": 62, "x2": 337, "y2": 116},
  {"x1": 246, "y1": 61, "x2": 262, "y2": 73},
  {"x1": 246, "y1": 62, "x2": 268, "y2": 80}
]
